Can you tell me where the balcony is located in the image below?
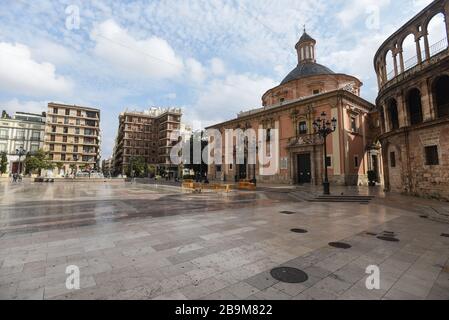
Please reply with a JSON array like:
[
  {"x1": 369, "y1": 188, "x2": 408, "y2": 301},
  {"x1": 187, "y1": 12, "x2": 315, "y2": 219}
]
[{"x1": 287, "y1": 134, "x2": 323, "y2": 148}]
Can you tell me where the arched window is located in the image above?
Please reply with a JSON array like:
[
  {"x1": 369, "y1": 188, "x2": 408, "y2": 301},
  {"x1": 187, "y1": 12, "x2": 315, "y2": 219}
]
[
  {"x1": 407, "y1": 88, "x2": 423, "y2": 125},
  {"x1": 402, "y1": 34, "x2": 417, "y2": 70},
  {"x1": 388, "y1": 99, "x2": 400, "y2": 130},
  {"x1": 385, "y1": 50, "x2": 395, "y2": 80},
  {"x1": 427, "y1": 13, "x2": 448, "y2": 57},
  {"x1": 433, "y1": 75, "x2": 449, "y2": 118}
]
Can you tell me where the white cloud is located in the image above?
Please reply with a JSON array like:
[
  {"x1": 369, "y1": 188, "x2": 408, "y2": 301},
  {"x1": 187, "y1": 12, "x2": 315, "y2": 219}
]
[
  {"x1": 1, "y1": 99, "x2": 47, "y2": 115},
  {"x1": 186, "y1": 73, "x2": 276, "y2": 126},
  {"x1": 90, "y1": 19, "x2": 184, "y2": 80},
  {"x1": 0, "y1": 42, "x2": 72, "y2": 97},
  {"x1": 186, "y1": 58, "x2": 206, "y2": 83},
  {"x1": 210, "y1": 58, "x2": 226, "y2": 76},
  {"x1": 337, "y1": 0, "x2": 391, "y2": 28}
]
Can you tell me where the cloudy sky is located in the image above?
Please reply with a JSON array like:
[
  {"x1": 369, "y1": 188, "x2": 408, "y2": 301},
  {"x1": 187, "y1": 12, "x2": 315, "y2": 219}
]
[{"x1": 0, "y1": 0, "x2": 436, "y2": 158}]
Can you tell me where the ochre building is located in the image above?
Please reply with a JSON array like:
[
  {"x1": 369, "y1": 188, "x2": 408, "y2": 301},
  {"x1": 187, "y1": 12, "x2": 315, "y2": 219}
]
[
  {"x1": 208, "y1": 31, "x2": 381, "y2": 186},
  {"x1": 43, "y1": 103, "x2": 101, "y2": 175}
]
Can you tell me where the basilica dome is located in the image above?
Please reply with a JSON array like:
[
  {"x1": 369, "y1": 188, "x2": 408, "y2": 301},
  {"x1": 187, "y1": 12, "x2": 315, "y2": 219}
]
[{"x1": 280, "y1": 62, "x2": 335, "y2": 85}]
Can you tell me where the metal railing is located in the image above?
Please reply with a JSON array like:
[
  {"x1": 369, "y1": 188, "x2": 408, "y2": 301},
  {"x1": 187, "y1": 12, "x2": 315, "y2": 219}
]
[{"x1": 384, "y1": 37, "x2": 448, "y2": 85}]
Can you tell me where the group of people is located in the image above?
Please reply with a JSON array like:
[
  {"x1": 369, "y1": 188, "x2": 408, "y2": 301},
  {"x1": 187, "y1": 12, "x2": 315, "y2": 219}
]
[{"x1": 11, "y1": 172, "x2": 22, "y2": 183}]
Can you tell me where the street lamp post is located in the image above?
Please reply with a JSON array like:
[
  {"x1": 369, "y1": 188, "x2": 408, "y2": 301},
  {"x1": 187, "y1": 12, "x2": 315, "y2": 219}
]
[
  {"x1": 250, "y1": 138, "x2": 258, "y2": 186},
  {"x1": 15, "y1": 146, "x2": 26, "y2": 176},
  {"x1": 313, "y1": 112, "x2": 337, "y2": 195}
]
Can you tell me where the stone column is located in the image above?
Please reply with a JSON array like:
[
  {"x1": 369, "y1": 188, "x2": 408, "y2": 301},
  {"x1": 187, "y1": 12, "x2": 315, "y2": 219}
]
[
  {"x1": 393, "y1": 52, "x2": 399, "y2": 76},
  {"x1": 399, "y1": 49, "x2": 405, "y2": 73},
  {"x1": 382, "y1": 103, "x2": 390, "y2": 132},
  {"x1": 423, "y1": 32, "x2": 431, "y2": 60},
  {"x1": 445, "y1": 8, "x2": 449, "y2": 40},
  {"x1": 415, "y1": 36, "x2": 422, "y2": 64},
  {"x1": 397, "y1": 94, "x2": 408, "y2": 127},
  {"x1": 421, "y1": 80, "x2": 435, "y2": 121}
]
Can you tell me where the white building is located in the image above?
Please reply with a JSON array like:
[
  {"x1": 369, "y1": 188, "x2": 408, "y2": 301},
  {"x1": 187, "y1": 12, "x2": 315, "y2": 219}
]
[{"x1": 0, "y1": 111, "x2": 46, "y2": 175}]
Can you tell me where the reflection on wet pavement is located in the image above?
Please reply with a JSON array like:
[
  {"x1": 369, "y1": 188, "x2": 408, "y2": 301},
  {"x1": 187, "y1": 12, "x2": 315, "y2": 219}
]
[{"x1": 0, "y1": 181, "x2": 448, "y2": 300}]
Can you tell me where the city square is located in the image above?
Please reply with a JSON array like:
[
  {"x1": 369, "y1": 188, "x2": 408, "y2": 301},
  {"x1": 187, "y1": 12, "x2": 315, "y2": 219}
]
[
  {"x1": 0, "y1": 180, "x2": 448, "y2": 300},
  {"x1": 1, "y1": 0, "x2": 449, "y2": 307}
]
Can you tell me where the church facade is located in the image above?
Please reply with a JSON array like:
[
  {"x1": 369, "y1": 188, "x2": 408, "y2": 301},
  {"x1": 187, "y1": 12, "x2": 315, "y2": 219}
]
[{"x1": 207, "y1": 31, "x2": 382, "y2": 186}]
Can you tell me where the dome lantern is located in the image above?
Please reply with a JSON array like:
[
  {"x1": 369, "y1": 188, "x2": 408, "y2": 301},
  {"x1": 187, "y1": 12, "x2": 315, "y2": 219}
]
[{"x1": 295, "y1": 27, "x2": 316, "y2": 64}]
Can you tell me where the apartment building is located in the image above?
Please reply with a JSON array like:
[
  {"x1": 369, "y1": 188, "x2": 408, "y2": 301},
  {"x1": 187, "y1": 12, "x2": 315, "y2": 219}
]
[
  {"x1": 44, "y1": 103, "x2": 101, "y2": 175},
  {"x1": 113, "y1": 107, "x2": 181, "y2": 177},
  {"x1": 0, "y1": 111, "x2": 46, "y2": 174}
]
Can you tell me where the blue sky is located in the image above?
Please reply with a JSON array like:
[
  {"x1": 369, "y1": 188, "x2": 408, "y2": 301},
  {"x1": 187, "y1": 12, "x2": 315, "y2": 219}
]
[{"x1": 0, "y1": 0, "x2": 435, "y2": 158}]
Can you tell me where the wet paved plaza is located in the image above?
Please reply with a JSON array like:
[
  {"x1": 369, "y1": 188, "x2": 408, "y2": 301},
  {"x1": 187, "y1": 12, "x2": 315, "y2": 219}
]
[{"x1": 0, "y1": 181, "x2": 449, "y2": 300}]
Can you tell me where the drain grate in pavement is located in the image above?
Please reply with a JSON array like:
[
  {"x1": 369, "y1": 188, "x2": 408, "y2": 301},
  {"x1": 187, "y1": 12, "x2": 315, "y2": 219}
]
[
  {"x1": 270, "y1": 267, "x2": 308, "y2": 283},
  {"x1": 377, "y1": 236, "x2": 400, "y2": 242},
  {"x1": 280, "y1": 211, "x2": 295, "y2": 215},
  {"x1": 441, "y1": 233, "x2": 449, "y2": 238},
  {"x1": 419, "y1": 215, "x2": 429, "y2": 219},
  {"x1": 366, "y1": 232, "x2": 377, "y2": 236},
  {"x1": 291, "y1": 228, "x2": 308, "y2": 234},
  {"x1": 329, "y1": 242, "x2": 352, "y2": 249}
]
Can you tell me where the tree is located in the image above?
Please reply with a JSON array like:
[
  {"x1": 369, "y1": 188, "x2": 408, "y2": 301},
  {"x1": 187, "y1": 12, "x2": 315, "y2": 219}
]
[
  {"x1": 56, "y1": 162, "x2": 64, "y2": 174},
  {"x1": 69, "y1": 163, "x2": 77, "y2": 175},
  {"x1": 127, "y1": 156, "x2": 147, "y2": 178},
  {"x1": 0, "y1": 152, "x2": 7, "y2": 174},
  {"x1": 1, "y1": 110, "x2": 10, "y2": 119},
  {"x1": 23, "y1": 149, "x2": 54, "y2": 176}
]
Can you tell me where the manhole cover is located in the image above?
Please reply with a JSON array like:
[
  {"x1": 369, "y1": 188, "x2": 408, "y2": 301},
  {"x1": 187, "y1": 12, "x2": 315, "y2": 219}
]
[
  {"x1": 291, "y1": 228, "x2": 308, "y2": 234},
  {"x1": 441, "y1": 233, "x2": 449, "y2": 238},
  {"x1": 329, "y1": 242, "x2": 352, "y2": 249},
  {"x1": 377, "y1": 236, "x2": 400, "y2": 242},
  {"x1": 280, "y1": 211, "x2": 295, "y2": 215},
  {"x1": 270, "y1": 267, "x2": 308, "y2": 283}
]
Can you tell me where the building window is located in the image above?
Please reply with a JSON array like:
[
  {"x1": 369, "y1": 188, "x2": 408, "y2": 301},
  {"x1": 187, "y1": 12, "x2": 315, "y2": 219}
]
[
  {"x1": 64, "y1": 117, "x2": 69, "y2": 124},
  {"x1": 15, "y1": 130, "x2": 25, "y2": 139},
  {"x1": 350, "y1": 117, "x2": 357, "y2": 133},
  {"x1": 30, "y1": 144, "x2": 39, "y2": 152},
  {"x1": 73, "y1": 146, "x2": 78, "y2": 153},
  {"x1": 325, "y1": 156, "x2": 332, "y2": 167},
  {"x1": 313, "y1": 89, "x2": 320, "y2": 95},
  {"x1": 0, "y1": 129, "x2": 7, "y2": 139},
  {"x1": 0, "y1": 144, "x2": 6, "y2": 152},
  {"x1": 65, "y1": 109, "x2": 70, "y2": 116},
  {"x1": 299, "y1": 121, "x2": 307, "y2": 135},
  {"x1": 280, "y1": 98, "x2": 285, "y2": 104},
  {"x1": 63, "y1": 136, "x2": 67, "y2": 143},
  {"x1": 63, "y1": 127, "x2": 68, "y2": 134},
  {"x1": 49, "y1": 144, "x2": 54, "y2": 151},
  {"x1": 62, "y1": 145, "x2": 66, "y2": 152},
  {"x1": 390, "y1": 152, "x2": 396, "y2": 168},
  {"x1": 425, "y1": 146, "x2": 439, "y2": 166},
  {"x1": 50, "y1": 135, "x2": 55, "y2": 142},
  {"x1": 61, "y1": 154, "x2": 66, "y2": 161},
  {"x1": 216, "y1": 165, "x2": 222, "y2": 172},
  {"x1": 76, "y1": 119, "x2": 80, "y2": 125},
  {"x1": 53, "y1": 108, "x2": 58, "y2": 114},
  {"x1": 229, "y1": 164, "x2": 233, "y2": 170},
  {"x1": 266, "y1": 128, "x2": 271, "y2": 142},
  {"x1": 52, "y1": 116, "x2": 57, "y2": 123},
  {"x1": 354, "y1": 156, "x2": 359, "y2": 168},
  {"x1": 75, "y1": 128, "x2": 80, "y2": 134}
]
